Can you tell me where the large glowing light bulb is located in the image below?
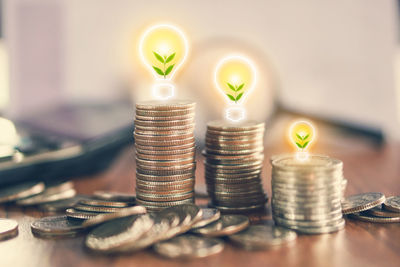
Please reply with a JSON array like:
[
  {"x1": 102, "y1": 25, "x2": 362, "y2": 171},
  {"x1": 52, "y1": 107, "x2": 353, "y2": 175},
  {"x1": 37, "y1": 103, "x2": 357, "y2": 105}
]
[
  {"x1": 214, "y1": 55, "x2": 257, "y2": 122},
  {"x1": 288, "y1": 120, "x2": 316, "y2": 161},
  {"x1": 139, "y1": 24, "x2": 189, "y2": 100}
]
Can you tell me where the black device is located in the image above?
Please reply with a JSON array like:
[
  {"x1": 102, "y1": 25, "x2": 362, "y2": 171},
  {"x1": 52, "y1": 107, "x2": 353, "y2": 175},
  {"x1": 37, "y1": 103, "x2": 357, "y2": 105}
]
[{"x1": 0, "y1": 101, "x2": 134, "y2": 186}]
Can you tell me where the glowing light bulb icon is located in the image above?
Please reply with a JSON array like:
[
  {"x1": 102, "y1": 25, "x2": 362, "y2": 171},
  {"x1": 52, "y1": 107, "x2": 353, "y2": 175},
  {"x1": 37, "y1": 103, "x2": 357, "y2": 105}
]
[
  {"x1": 288, "y1": 120, "x2": 316, "y2": 161},
  {"x1": 214, "y1": 55, "x2": 257, "y2": 122},
  {"x1": 139, "y1": 23, "x2": 189, "y2": 100}
]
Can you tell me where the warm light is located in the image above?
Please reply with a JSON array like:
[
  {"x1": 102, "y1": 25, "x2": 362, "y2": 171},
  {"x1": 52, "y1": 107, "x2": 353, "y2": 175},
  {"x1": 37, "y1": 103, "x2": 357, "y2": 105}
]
[
  {"x1": 139, "y1": 23, "x2": 189, "y2": 100},
  {"x1": 288, "y1": 120, "x2": 316, "y2": 160},
  {"x1": 214, "y1": 55, "x2": 257, "y2": 122}
]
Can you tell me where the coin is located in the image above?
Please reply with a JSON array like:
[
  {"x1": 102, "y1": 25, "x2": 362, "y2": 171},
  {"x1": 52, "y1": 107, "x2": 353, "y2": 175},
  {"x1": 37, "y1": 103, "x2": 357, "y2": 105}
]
[
  {"x1": 31, "y1": 215, "x2": 86, "y2": 238},
  {"x1": 136, "y1": 191, "x2": 194, "y2": 202},
  {"x1": 135, "y1": 108, "x2": 195, "y2": 117},
  {"x1": 229, "y1": 224, "x2": 297, "y2": 250},
  {"x1": 136, "y1": 172, "x2": 194, "y2": 182},
  {"x1": 136, "y1": 100, "x2": 195, "y2": 110},
  {"x1": 382, "y1": 196, "x2": 400, "y2": 213},
  {"x1": 153, "y1": 234, "x2": 224, "y2": 259},
  {"x1": 16, "y1": 188, "x2": 76, "y2": 206},
  {"x1": 192, "y1": 215, "x2": 249, "y2": 237},
  {"x1": 78, "y1": 199, "x2": 133, "y2": 208},
  {"x1": 0, "y1": 181, "x2": 45, "y2": 204},
  {"x1": 85, "y1": 214, "x2": 154, "y2": 253},
  {"x1": 135, "y1": 113, "x2": 194, "y2": 121},
  {"x1": 278, "y1": 218, "x2": 346, "y2": 234},
  {"x1": 134, "y1": 124, "x2": 195, "y2": 132},
  {"x1": 136, "y1": 198, "x2": 195, "y2": 211},
  {"x1": 92, "y1": 191, "x2": 136, "y2": 203},
  {"x1": 74, "y1": 204, "x2": 124, "y2": 213},
  {"x1": 38, "y1": 196, "x2": 83, "y2": 212},
  {"x1": 341, "y1": 192, "x2": 385, "y2": 215},
  {"x1": 66, "y1": 208, "x2": 102, "y2": 220},
  {"x1": 191, "y1": 208, "x2": 221, "y2": 229},
  {"x1": 0, "y1": 219, "x2": 18, "y2": 241},
  {"x1": 136, "y1": 142, "x2": 195, "y2": 151},
  {"x1": 134, "y1": 132, "x2": 194, "y2": 141},
  {"x1": 82, "y1": 206, "x2": 147, "y2": 227},
  {"x1": 135, "y1": 146, "x2": 195, "y2": 155},
  {"x1": 136, "y1": 157, "x2": 194, "y2": 166},
  {"x1": 348, "y1": 212, "x2": 400, "y2": 223},
  {"x1": 135, "y1": 137, "x2": 195, "y2": 146},
  {"x1": 366, "y1": 205, "x2": 400, "y2": 218},
  {"x1": 207, "y1": 120, "x2": 264, "y2": 131}
]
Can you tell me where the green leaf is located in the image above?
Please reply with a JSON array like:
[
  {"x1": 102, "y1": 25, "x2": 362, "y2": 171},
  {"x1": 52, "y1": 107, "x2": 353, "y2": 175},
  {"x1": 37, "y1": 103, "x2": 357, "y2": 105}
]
[
  {"x1": 302, "y1": 141, "x2": 310, "y2": 149},
  {"x1": 153, "y1": 51, "x2": 165, "y2": 63},
  {"x1": 237, "y1": 83, "x2": 244, "y2": 91},
  {"x1": 303, "y1": 134, "x2": 310, "y2": 140},
  {"x1": 296, "y1": 133, "x2": 303, "y2": 140},
  {"x1": 165, "y1": 64, "x2": 174, "y2": 76},
  {"x1": 226, "y1": 94, "x2": 236, "y2": 101},
  {"x1": 152, "y1": 66, "x2": 164, "y2": 76},
  {"x1": 236, "y1": 92, "x2": 244, "y2": 101},
  {"x1": 227, "y1": 83, "x2": 236, "y2": 91},
  {"x1": 295, "y1": 142, "x2": 303, "y2": 149},
  {"x1": 165, "y1": 53, "x2": 176, "y2": 63}
]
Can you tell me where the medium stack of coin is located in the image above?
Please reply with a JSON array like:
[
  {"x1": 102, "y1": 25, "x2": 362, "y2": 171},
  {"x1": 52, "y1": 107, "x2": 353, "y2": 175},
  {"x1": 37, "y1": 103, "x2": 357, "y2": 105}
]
[
  {"x1": 203, "y1": 120, "x2": 267, "y2": 212},
  {"x1": 271, "y1": 154, "x2": 346, "y2": 234},
  {"x1": 134, "y1": 100, "x2": 196, "y2": 211}
]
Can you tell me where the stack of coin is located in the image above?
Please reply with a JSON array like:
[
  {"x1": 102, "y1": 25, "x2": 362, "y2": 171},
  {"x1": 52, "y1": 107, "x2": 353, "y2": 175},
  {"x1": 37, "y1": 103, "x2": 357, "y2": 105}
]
[
  {"x1": 203, "y1": 121, "x2": 267, "y2": 212},
  {"x1": 271, "y1": 154, "x2": 346, "y2": 234},
  {"x1": 134, "y1": 100, "x2": 196, "y2": 211}
]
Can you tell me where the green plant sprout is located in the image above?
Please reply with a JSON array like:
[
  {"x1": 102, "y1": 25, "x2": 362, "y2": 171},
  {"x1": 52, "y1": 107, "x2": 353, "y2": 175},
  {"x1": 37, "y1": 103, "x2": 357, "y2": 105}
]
[
  {"x1": 152, "y1": 51, "x2": 175, "y2": 78},
  {"x1": 295, "y1": 132, "x2": 310, "y2": 150},
  {"x1": 226, "y1": 82, "x2": 245, "y2": 103}
]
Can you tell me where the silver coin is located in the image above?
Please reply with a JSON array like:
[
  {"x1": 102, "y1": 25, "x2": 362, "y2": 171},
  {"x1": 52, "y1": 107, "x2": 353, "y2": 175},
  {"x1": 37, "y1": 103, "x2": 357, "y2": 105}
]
[
  {"x1": 38, "y1": 196, "x2": 84, "y2": 212},
  {"x1": 207, "y1": 120, "x2": 264, "y2": 131},
  {"x1": 135, "y1": 137, "x2": 195, "y2": 146},
  {"x1": 341, "y1": 192, "x2": 385, "y2": 214},
  {"x1": 136, "y1": 100, "x2": 195, "y2": 110},
  {"x1": 66, "y1": 208, "x2": 102, "y2": 220},
  {"x1": 85, "y1": 214, "x2": 154, "y2": 252},
  {"x1": 382, "y1": 196, "x2": 400, "y2": 213},
  {"x1": 78, "y1": 198, "x2": 133, "y2": 208},
  {"x1": 191, "y1": 215, "x2": 249, "y2": 237},
  {"x1": 136, "y1": 142, "x2": 195, "y2": 151},
  {"x1": 154, "y1": 234, "x2": 224, "y2": 259},
  {"x1": 16, "y1": 188, "x2": 76, "y2": 206},
  {"x1": 136, "y1": 198, "x2": 195, "y2": 211},
  {"x1": 0, "y1": 181, "x2": 45, "y2": 204},
  {"x1": 135, "y1": 108, "x2": 195, "y2": 117},
  {"x1": 229, "y1": 224, "x2": 297, "y2": 250},
  {"x1": 191, "y1": 208, "x2": 221, "y2": 229},
  {"x1": 134, "y1": 132, "x2": 194, "y2": 141},
  {"x1": 135, "y1": 113, "x2": 194, "y2": 121},
  {"x1": 136, "y1": 191, "x2": 194, "y2": 202},
  {"x1": 31, "y1": 215, "x2": 86, "y2": 238},
  {"x1": 348, "y1": 212, "x2": 400, "y2": 223},
  {"x1": 366, "y1": 205, "x2": 400, "y2": 218},
  {"x1": 135, "y1": 146, "x2": 195, "y2": 155},
  {"x1": 276, "y1": 218, "x2": 346, "y2": 234},
  {"x1": 82, "y1": 206, "x2": 147, "y2": 227},
  {"x1": 136, "y1": 172, "x2": 194, "y2": 182},
  {"x1": 209, "y1": 203, "x2": 266, "y2": 212},
  {"x1": 0, "y1": 219, "x2": 18, "y2": 241},
  {"x1": 92, "y1": 191, "x2": 136, "y2": 203}
]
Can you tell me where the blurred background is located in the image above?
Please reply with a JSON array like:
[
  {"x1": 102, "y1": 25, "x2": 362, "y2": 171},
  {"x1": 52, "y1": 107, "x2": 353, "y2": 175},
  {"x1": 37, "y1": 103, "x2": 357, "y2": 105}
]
[{"x1": 0, "y1": 0, "x2": 399, "y2": 184}]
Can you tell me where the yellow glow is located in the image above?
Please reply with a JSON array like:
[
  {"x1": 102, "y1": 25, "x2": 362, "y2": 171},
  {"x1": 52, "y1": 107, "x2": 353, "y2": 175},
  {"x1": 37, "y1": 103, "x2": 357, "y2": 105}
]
[
  {"x1": 139, "y1": 24, "x2": 188, "y2": 81},
  {"x1": 288, "y1": 120, "x2": 316, "y2": 152},
  {"x1": 214, "y1": 55, "x2": 257, "y2": 105}
]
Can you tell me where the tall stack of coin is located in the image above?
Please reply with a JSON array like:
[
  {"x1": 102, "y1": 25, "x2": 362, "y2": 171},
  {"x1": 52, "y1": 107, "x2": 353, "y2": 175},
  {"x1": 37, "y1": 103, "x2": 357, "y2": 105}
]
[
  {"x1": 134, "y1": 100, "x2": 196, "y2": 211},
  {"x1": 203, "y1": 121, "x2": 267, "y2": 212},
  {"x1": 271, "y1": 154, "x2": 346, "y2": 234}
]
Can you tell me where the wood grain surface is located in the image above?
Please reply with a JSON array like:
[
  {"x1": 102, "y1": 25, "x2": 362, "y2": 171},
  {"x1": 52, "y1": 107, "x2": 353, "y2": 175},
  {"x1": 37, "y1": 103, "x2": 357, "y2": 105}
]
[{"x1": 1, "y1": 124, "x2": 400, "y2": 267}]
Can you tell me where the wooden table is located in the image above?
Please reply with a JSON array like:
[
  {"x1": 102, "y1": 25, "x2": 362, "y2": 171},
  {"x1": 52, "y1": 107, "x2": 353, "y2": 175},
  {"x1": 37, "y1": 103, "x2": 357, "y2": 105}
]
[{"x1": 1, "y1": 124, "x2": 400, "y2": 267}]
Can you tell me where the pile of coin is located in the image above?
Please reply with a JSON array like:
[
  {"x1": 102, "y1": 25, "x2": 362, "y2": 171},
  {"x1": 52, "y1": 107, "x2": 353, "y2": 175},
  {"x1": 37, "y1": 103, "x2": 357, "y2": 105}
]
[
  {"x1": 203, "y1": 120, "x2": 267, "y2": 212},
  {"x1": 134, "y1": 100, "x2": 196, "y2": 211},
  {"x1": 342, "y1": 193, "x2": 400, "y2": 223},
  {"x1": 271, "y1": 154, "x2": 347, "y2": 234}
]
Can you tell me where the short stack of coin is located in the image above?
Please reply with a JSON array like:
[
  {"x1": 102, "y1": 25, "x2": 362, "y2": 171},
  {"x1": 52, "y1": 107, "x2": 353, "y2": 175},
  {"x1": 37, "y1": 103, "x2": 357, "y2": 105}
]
[
  {"x1": 134, "y1": 100, "x2": 196, "y2": 211},
  {"x1": 203, "y1": 120, "x2": 267, "y2": 212},
  {"x1": 271, "y1": 154, "x2": 346, "y2": 234}
]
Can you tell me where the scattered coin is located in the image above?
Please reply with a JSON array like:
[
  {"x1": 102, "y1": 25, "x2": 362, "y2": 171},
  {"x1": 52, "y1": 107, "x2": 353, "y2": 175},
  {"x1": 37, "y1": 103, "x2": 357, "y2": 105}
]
[
  {"x1": 31, "y1": 215, "x2": 87, "y2": 238},
  {"x1": 191, "y1": 208, "x2": 221, "y2": 229},
  {"x1": 153, "y1": 234, "x2": 224, "y2": 259},
  {"x1": 366, "y1": 205, "x2": 400, "y2": 218},
  {"x1": 348, "y1": 212, "x2": 400, "y2": 223},
  {"x1": 79, "y1": 199, "x2": 133, "y2": 208},
  {"x1": 38, "y1": 196, "x2": 85, "y2": 212},
  {"x1": 382, "y1": 196, "x2": 400, "y2": 213},
  {"x1": 229, "y1": 224, "x2": 297, "y2": 250},
  {"x1": 16, "y1": 188, "x2": 76, "y2": 206},
  {"x1": 0, "y1": 181, "x2": 45, "y2": 204},
  {"x1": 93, "y1": 191, "x2": 136, "y2": 203},
  {"x1": 74, "y1": 204, "x2": 125, "y2": 213},
  {"x1": 66, "y1": 208, "x2": 102, "y2": 220},
  {"x1": 0, "y1": 218, "x2": 18, "y2": 241},
  {"x1": 341, "y1": 192, "x2": 385, "y2": 215},
  {"x1": 81, "y1": 205, "x2": 147, "y2": 227},
  {"x1": 192, "y1": 215, "x2": 249, "y2": 237},
  {"x1": 85, "y1": 215, "x2": 154, "y2": 253}
]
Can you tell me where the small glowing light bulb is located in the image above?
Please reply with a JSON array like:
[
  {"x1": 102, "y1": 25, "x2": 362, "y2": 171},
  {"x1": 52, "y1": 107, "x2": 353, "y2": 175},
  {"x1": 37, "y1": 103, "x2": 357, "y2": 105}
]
[
  {"x1": 288, "y1": 120, "x2": 316, "y2": 161},
  {"x1": 139, "y1": 23, "x2": 189, "y2": 100},
  {"x1": 214, "y1": 55, "x2": 257, "y2": 122}
]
